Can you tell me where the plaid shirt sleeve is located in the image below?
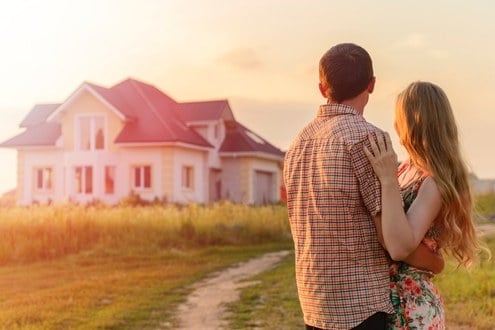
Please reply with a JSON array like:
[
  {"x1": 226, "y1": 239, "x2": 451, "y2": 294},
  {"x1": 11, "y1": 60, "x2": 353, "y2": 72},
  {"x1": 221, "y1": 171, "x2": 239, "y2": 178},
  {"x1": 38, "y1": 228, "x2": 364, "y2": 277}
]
[{"x1": 350, "y1": 139, "x2": 382, "y2": 218}]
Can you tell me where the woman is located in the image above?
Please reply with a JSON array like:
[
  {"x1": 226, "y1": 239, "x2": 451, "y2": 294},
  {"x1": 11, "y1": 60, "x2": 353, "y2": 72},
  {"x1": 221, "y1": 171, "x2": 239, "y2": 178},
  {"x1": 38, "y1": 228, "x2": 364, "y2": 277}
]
[{"x1": 365, "y1": 81, "x2": 484, "y2": 329}]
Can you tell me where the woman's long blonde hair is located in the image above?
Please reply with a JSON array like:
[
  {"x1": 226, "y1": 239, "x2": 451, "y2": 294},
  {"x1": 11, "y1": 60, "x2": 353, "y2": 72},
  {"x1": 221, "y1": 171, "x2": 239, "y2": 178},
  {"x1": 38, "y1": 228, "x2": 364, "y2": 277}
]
[{"x1": 395, "y1": 81, "x2": 483, "y2": 267}]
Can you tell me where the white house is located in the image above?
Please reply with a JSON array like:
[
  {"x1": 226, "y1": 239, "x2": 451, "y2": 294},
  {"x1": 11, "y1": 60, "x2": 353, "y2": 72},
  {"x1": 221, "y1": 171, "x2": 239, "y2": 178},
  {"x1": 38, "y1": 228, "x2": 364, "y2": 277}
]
[
  {"x1": 470, "y1": 175, "x2": 495, "y2": 195},
  {"x1": 1, "y1": 78, "x2": 285, "y2": 205}
]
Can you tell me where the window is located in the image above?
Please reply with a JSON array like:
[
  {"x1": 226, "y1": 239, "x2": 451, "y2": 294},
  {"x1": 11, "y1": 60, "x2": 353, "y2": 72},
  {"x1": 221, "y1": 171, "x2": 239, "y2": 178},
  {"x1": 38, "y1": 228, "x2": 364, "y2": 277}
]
[
  {"x1": 77, "y1": 115, "x2": 105, "y2": 150},
  {"x1": 182, "y1": 166, "x2": 194, "y2": 189},
  {"x1": 74, "y1": 166, "x2": 93, "y2": 194},
  {"x1": 132, "y1": 165, "x2": 151, "y2": 189},
  {"x1": 34, "y1": 167, "x2": 53, "y2": 191},
  {"x1": 104, "y1": 166, "x2": 116, "y2": 194}
]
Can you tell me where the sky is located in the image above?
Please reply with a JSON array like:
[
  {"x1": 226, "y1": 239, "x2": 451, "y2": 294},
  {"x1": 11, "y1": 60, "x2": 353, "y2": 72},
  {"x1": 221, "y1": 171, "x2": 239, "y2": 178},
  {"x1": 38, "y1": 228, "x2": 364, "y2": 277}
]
[{"x1": 0, "y1": 0, "x2": 494, "y2": 193}]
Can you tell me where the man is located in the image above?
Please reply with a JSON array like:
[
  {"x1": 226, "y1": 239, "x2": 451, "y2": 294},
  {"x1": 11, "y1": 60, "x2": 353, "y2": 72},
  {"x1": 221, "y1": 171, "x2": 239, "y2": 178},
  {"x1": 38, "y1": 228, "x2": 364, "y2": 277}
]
[{"x1": 284, "y1": 43, "x2": 442, "y2": 329}]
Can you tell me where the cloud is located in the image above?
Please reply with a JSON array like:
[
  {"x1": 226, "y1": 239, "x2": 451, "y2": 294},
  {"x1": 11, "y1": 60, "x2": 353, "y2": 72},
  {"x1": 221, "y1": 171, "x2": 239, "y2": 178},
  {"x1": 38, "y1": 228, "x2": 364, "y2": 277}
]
[
  {"x1": 216, "y1": 47, "x2": 263, "y2": 70},
  {"x1": 428, "y1": 49, "x2": 449, "y2": 60},
  {"x1": 393, "y1": 34, "x2": 449, "y2": 60},
  {"x1": 395, "y1": 33, "x2": 426, "y2": 49}
]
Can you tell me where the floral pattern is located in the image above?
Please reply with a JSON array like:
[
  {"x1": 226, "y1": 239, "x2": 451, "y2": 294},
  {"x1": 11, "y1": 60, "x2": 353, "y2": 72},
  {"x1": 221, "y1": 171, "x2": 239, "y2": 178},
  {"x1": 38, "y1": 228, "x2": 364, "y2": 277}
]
[
  {"x1": 387, "y1": 168, "x2": 445, "y2": 329},
  {"x1": 387, "y1": 263, "x2": 444, "y2": 329}
]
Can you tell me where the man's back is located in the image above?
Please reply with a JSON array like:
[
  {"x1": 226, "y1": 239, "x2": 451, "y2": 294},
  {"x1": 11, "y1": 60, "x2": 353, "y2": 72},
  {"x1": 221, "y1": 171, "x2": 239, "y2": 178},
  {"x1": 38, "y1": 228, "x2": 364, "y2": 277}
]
[{"x1": 284, "y1": 104, "x2": 394, "y2": 329}]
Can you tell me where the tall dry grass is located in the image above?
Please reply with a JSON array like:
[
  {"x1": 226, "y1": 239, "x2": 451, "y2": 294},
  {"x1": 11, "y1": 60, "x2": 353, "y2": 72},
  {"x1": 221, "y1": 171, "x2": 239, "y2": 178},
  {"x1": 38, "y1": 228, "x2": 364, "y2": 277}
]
[
  {"x1": 0, "y1": 202, "x2": 290, "y2": 265},
  {"x1": 474, "y1": 193, "x2": 495, "y2": 222}
]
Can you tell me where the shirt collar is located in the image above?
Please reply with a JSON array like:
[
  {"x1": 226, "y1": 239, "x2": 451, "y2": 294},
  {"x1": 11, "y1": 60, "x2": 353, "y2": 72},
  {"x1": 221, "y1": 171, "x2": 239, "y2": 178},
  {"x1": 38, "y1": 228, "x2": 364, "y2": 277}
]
[{"x1": 317, "y1": 103, "x2": 359, "y2": 118}]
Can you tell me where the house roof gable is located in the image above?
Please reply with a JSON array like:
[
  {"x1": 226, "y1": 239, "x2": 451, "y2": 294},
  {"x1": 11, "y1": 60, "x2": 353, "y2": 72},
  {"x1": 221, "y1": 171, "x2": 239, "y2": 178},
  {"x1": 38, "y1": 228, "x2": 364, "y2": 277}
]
[
  {"x1": 111, "y1": 79, "x2": 211, "y2": 147},
  {"x1": 20, "y1": 104, "x2": 60, "y2": 128},
  {"x1": 45, "y1": 78, "x2": 211, "y2": 147},
  {"x1": 0, "y1": 122, "x2": 61, "y2": 148},
  {"x1": 220, "y1": 122, "x2": 284, "y2": 158},
  {"x1": 176, "y1": 100, "x2": 235, "y2": 123},
  {"x1": 47, "y1": 83, "x2": 127, "y2": 122}
]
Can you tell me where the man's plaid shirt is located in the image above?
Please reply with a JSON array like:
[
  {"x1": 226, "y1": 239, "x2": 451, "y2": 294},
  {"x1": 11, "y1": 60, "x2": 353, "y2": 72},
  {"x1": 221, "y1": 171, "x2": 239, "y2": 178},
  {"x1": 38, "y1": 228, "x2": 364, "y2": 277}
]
[{"x1": 284, "y1": 104, "x2": 395, "y2": 329}]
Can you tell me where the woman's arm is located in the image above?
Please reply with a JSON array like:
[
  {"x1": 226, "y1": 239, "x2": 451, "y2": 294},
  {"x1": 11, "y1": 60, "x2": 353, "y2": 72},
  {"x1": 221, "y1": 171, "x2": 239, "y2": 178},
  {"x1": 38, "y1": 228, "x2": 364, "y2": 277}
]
[
  {"x1": 365, "y1": 132, "x2": 442, "y2": 261},
  {"x1": 374, "y1": 213, "x2": 444, "y2": 274}
]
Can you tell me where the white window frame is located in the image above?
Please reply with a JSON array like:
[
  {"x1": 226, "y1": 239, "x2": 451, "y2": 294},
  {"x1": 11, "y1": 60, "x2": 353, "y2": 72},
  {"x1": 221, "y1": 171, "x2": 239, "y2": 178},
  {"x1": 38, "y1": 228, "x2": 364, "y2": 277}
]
[
  {"x1": 34, "y1": 167, "x2": 53, "y2": 192},
  {"x1": 74, "y1": 166, "x2": 93, "y2": 195},
  {"x1": 131, "y1": 165, "x2": 152, "y2": 190},
  {"x1": 182, "y1": 165, "x2": 194, "y2": 190},
  {"x1": 104, "y1": 165, "x2": 116, "y2": 194},
  {"x1": 75, "y1": 114, "x2": 107, "y2": 151}
]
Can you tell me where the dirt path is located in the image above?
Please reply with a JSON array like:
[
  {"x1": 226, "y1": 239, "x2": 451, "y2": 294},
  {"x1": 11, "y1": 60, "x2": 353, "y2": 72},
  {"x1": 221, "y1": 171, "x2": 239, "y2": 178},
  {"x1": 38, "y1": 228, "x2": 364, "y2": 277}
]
[{"x1": 158, "y1": 250, "x2": 291, "y2": 330}]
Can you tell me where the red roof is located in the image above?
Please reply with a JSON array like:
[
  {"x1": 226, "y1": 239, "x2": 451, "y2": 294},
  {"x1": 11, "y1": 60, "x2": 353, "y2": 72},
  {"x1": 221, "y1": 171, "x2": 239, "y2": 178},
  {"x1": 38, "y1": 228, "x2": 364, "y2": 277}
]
[
  {"x1": 0, "y1": 79, "x2": 284, "y2": 159},
  {"x1": 220, "y1": 122, "x2": 284, "y2": 157},
  {"x1": 176, "y1": 100, "x2": 234, "y2": 122},
  {"x1": 19, "y1": 104, "x2": 60, "y2": 128},
  {"x1": 0, "y1": 122, "x2": 61, "y2": 147},
  {"x1": 101, "y1": 79, "x2": 211, "y2": 146}
]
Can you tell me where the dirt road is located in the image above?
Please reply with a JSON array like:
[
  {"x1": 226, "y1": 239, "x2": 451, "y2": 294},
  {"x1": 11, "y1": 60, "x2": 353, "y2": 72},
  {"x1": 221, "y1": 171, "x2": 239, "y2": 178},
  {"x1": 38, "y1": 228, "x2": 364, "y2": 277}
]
[{"x1": 158, "y1": 250, "x2": 291, "y2": 330}]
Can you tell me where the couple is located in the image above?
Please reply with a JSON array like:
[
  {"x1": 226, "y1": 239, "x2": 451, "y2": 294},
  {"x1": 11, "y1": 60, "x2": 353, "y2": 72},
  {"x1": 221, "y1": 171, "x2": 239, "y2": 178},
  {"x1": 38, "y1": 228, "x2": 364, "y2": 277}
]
[{"x1": 284, "y1": 43, "x2": 483, "y2": 329}]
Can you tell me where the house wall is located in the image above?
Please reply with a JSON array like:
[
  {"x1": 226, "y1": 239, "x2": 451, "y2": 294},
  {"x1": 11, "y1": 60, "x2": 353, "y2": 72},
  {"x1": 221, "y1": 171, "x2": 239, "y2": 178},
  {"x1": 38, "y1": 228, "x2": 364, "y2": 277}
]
[
  {"x1": 117, "y1": 147, "x2": 164, "y2": 202},
  {"x1": 64, "y1": 149, "x2": 126, "y2": 204},
  {"x1": 64, "y1": 147, "x2": 188, "y2": 204},
  {"x1": 18, "y1": 149, "x2": 65, "y2": 205},
  {"x1": 16, "y1": 150, "x2": 25, "y2": 204},
  {"x1": 220, "y1": 157, "x2": 242, "y2": 202},
  {"x1": 172, "y1": 147, "x2": 208, "y2": 204},
  {"x1": 190, "y1": 120, "x2": 225, "y2": 169},
  {"x1": 161, "y1": 148, "x2": 174, "y2": 202},
  {"x1": 15, "y1": 145, "x2": 212, "y2": 205},
  {"x1": 208, "y1": 120, "x2": 225, "y2": 169}
]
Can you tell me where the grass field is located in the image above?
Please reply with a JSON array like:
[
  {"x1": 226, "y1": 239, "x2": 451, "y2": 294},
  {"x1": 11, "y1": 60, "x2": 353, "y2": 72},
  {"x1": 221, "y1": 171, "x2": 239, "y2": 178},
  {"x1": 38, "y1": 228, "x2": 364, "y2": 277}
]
[
  {"x1": 0, "y1": 202, "x2": 291, "y2": 329},
  {"x1": 0, "y1": 243, "x2": 293, "y2": 330},
  {"x1": 0, "y1": 202, "x2": 290, "y2": 265}
]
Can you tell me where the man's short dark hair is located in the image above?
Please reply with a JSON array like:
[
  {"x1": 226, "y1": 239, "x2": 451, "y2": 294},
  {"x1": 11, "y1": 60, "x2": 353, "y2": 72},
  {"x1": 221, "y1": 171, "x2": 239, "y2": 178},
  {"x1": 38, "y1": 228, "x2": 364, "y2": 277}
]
[{"x1": 319, "y1": 43, "x2": 374, "y2": 103}]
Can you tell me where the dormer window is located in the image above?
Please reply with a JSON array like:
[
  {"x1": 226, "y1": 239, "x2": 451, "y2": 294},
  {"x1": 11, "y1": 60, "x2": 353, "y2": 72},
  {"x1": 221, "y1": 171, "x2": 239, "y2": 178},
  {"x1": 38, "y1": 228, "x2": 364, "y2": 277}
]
[{"x1": 76, "y1": 115, "x2": 105, "y2": 150}]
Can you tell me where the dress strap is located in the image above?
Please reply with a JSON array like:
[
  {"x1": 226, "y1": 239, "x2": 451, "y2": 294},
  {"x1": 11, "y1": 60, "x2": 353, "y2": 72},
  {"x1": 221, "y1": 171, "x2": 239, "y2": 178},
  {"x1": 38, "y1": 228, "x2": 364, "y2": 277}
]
[{"x1": 397, "y1": 161, "x2": 409, "y2": 177}]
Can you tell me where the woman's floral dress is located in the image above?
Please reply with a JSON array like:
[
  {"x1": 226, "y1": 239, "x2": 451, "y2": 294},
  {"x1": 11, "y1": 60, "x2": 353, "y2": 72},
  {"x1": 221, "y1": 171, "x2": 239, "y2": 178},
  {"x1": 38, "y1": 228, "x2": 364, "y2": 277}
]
[{"x1": 387, "y1": 166, "x2": 445, "y2": 330}]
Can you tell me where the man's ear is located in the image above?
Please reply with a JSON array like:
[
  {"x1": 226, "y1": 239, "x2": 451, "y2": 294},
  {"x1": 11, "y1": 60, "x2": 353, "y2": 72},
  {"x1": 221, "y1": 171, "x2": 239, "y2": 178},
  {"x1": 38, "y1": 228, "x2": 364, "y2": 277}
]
[
  {"x1": 368, "y1": 77, "x2": 376, "y2": 94},
  {"x1": 319, "y1": 83, "x2": 329, "y2": 98}
]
